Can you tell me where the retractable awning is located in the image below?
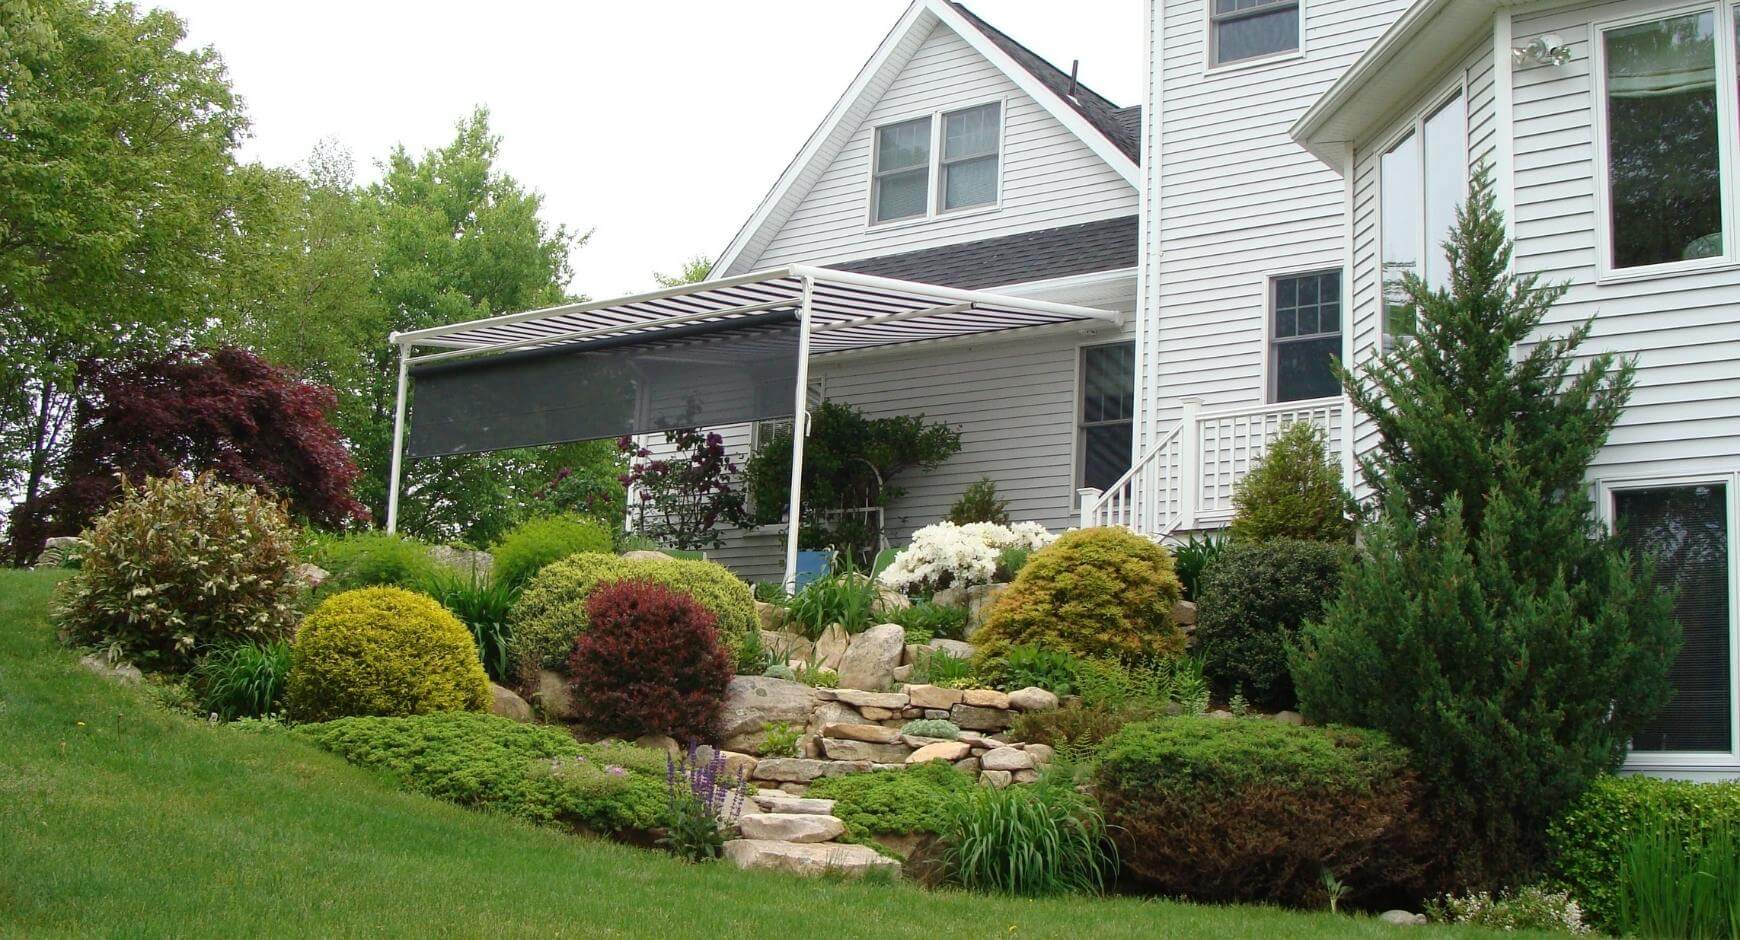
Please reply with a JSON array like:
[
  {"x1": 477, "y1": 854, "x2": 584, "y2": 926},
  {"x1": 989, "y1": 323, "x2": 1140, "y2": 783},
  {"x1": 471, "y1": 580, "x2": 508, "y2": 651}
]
[{"x1": 384, "y1": 264, "x2": 1122, "y2": 586}]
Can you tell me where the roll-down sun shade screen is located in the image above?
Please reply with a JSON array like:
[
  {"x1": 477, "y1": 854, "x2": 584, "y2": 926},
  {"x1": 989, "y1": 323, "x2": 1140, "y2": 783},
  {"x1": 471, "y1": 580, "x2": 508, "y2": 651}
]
[{"x1": 405, "y1": 310, "x2": 801, "y2": 458}]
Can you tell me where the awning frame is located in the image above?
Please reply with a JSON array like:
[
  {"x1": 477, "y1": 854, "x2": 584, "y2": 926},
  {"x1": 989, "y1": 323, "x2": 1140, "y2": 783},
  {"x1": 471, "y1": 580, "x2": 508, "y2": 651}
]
[{"x1": 384, "y1": 265, "x2": 1122, "y2": 589}]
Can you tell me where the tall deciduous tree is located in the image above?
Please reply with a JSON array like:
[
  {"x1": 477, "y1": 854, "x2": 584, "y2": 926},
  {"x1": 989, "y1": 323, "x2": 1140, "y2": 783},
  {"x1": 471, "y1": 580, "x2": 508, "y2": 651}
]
[
  {"x1": 0, "y1": 0, "x2": 247, "y2": 509},
  {"x1": 1289, "y1": 169, "x2": 1678, "y2": 889}
]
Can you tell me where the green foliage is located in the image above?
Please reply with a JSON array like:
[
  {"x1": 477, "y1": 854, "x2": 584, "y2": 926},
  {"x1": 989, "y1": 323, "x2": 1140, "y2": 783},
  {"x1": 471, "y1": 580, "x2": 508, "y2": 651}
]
[
  {"x1": 294, "y1": 712, "x2": 666, "y2": 833},
  {"x1": 996, "y1": 547, "x2": 1032, "y2": 580},
  {"x1": 489, "y1": 515, "x2": 613, "y2": 588},
  {"x1": 1228, "y1": 423, "x2": 1355, "y2": 543},
  {"x1": 944, "y1": 771, "x2": 1116, "y2": 897},
  {"x1": 1096, "y1": 718, "x2": 1423, "y2": 904},
  {"x1": 885, "y1": 601, "x2": 967, "y2": 644},
  {"x1": 1291, "y1": 169, "x2": 1678, "y2": 887},
  {"x1": 742, "y1": 401, "x2": 962, "y2": 563},
  {"x1": 1168, "y1": 532, "x2": 1226, "y2": 602},
  {"x1": 900, "y1": 719, "x2": 961, "y2": 740},
  {"x1": 312, "y1": 530, "x2": 441, "y2": 592},
  {"x1": 1195, "y1": 539, "x2": 1347, "y2": 708},
  {"x1": 807, "y1": 762, "x2": 977, "y2": 842},
  {"x1": 55, "y1": 474, "x2": 300, "y2": 671},
  {"x1": 526, "y1": 449, "x2": 628, "y2": 522},
  {"x1": 1547, "y1": 774, "x2": 1740, "y2": 931},
  {"x1": 751, "y1": 581, "x2": 789, "y2": 604},
  {"x1": 974, "y1": 527, "x2": 1185, "y2": 663},
  {"x1": 421, "y1": 567, "x2": 520, "y2": 682},
  {"x1": 760, "y1": 722, "x2": 802, "y2": 758},
  {"x1": 506, "y1": 552, "x2": 755, "y2": 679},
  {"x1": 909, "y1": 649, "x2": 974, "y2": 687},
  {"x1": 948, "y1": 478, "x2": 1010, "y2": 526},
  {"x1": 982, "y1": 644, "x2": 1081, "y2": 696},
  {"x1": 661, "y1": 790, "x2": 727, "y2": 863},
  {"x1": 191, "y1": 640, "x2": 292, "y2": 720},
  {"x1": 651, "y1": 255, "x2": 713, "y2": 287},
  {"x1": 287, "y1": 587, "x2": 491, "y2": 721},
  {"x1": 1427, "y1": 886, "x2": 1591, "y2": 934},
  {"x1": 1617, "y1": 820, "x2": 1739, "y2": 939},
  {"x1": 782, "y1": 568, "x2": 879, "y2": 639}
]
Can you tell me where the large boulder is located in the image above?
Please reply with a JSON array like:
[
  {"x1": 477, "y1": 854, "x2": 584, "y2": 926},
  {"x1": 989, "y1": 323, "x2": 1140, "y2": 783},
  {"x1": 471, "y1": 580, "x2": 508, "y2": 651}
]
[
  {"x1": 34, "y1": 536, "x2": 89, "y2": 569},
  {"x1": 719, "y1": 676, "x2": 817, "y2": 740},
  {"x1": 1007, "y1": 687, "x2": 1060, "y2": 712},
  {"x1": 428, "y1": 543, "x2": 492, "y2": 577},
  {"x1": 488, "y1": 683, "x2": 534, "y2": 722},
  {"x1": 760, "y1": 629, "x2": 812, "y2": 664},
  {"x1": 530, "y1": 668, "x2": 581, "y2": 722},
  {"x1": 813, "y1": 624, "x2": 850, "y2": 671},
  {"x1": 723, "y1": 839, "x2": 899, "y2": 877},
  {"x1": 756, "y1": 602, "x2": 787, "y2": 632},
  {"x1": 837, "y1": 623, "x2": 905, "y2": 691}
]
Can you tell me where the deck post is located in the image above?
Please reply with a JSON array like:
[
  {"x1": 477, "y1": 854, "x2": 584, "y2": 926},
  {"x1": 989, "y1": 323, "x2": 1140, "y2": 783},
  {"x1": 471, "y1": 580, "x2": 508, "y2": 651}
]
[
  {"x1": 781, "y1": 277, "x2": 816, "y2": 593},
  {"x1": 1178, "y1": 397, "x2": 1203, "y2": 532},
  {"x1": 385, "y1": 339, "x2": 410, "y2": 533},
  {"x1": 1076, "y1": 488, "x2": 1101, "y2": 528}
]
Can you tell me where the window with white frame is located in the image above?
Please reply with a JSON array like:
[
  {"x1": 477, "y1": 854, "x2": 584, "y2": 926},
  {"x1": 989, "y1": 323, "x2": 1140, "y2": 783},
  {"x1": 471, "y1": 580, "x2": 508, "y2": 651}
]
[
  {"x1": 1270, "y1": 270, "x2": 1342, "y2": 402},
  {"x1": 1379, "y1": 89, "x2": 1466, "y2": 340},
  {"x1": 869, "y1": 102, "x2": 1002, "y2": 225},
  {"x1": 1596, "y1": 8, "x2": 1733, "y2": 272},
  {"x1": 1079, "y1": 342, "x2": 1135, "y2": 491},
  {"x1": 1612, "y1": 481, "x2": 1735, "y2": 755},
  {"x1": 1210, "y1": 0, "x2": 1301, "y2": 67}
]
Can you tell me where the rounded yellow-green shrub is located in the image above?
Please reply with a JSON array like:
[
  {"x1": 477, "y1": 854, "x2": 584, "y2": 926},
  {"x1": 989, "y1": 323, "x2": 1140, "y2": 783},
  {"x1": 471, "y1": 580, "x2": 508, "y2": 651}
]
[
  {"x1": 974, "y1": 527, "x2": 1185, "y2": 663},
  {"x1": 507, "y1": 552, "x2": 755, "y2": 680},
  {"x1": 287, "y1": 587, "x2": 490, "y2": 721}
]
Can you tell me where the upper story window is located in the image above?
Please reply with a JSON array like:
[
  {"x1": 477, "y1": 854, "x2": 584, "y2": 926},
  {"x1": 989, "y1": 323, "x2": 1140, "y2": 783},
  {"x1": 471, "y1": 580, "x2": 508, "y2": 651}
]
[
  {"x1": 869, "y1": 102, "x2": 1003, "y2": 225},
  {"x1": 1270, "y1": 270, "x2": 1342, "y2": 402},
  {"x1": 1596, "y1": 8, "x2": 1733, "y2": 274},
  {"x1": 1379, "y1": 90, "x2": 1466, "y2": 340},
  {"x1": 1210, "y1": 0, "x2": 1301, "y2": 67}
]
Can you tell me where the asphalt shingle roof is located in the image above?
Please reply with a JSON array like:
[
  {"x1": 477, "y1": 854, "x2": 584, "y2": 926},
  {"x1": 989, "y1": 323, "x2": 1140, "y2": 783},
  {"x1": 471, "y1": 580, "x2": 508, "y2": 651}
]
[{"x1": 827, "y1": 215, "x2": 1138, "y2": 290}]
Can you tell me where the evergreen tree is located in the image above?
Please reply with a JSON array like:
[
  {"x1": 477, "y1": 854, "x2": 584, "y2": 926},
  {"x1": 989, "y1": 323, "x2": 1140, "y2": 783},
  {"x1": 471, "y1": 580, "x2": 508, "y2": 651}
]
[
  {"x1": 1227, "y1": 421, "x2": 1354, "y2": 543},
  {"x1": 1289, "y1": 168, "x2": 1679, "y2": 888}
]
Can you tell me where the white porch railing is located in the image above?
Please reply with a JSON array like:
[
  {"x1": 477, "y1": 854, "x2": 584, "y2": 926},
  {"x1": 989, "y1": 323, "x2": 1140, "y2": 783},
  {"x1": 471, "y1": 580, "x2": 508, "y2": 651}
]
[{"x1": 1079, "y1": 396, "x2": 1347, "y2": 536}]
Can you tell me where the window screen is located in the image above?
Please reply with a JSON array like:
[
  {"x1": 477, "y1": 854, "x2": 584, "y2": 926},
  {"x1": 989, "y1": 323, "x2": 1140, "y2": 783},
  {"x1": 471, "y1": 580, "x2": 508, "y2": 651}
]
[
  {"x1": 1210, "y1": 0, "x2": 1300, "y2": 66},
  {"x1": 873, "y1": 117, "x2": 931, "y2": 223},
  {"x1": 1080, "y1": 342, "x2": 1135, "y2": 491},
  {"x1": 1616, "y1": 483, "x2": 1732, "y2": 753},
  {"x1": 941, "y1": 103, "x2": 1000, "y2": 211},
  {"x1": 1271, "y1": 270, "x2": 1342, "y2": 402}
]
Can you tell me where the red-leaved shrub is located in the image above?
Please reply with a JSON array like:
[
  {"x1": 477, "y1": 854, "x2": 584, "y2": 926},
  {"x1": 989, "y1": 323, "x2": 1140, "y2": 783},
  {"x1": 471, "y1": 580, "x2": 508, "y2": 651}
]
[{"x1": 568, "y1": 580, "x2": 732, "y2": 742}]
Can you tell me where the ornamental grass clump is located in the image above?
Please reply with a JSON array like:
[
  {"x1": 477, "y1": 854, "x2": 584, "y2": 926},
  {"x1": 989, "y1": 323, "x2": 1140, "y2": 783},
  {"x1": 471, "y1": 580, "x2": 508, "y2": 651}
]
[
  {"x1": 943, "y1": 770, "x2": 1116, "y2": 897},
  {"x1": 566, "y1": 581, "x2": 732, "y2": 742},
  {"x1": 191, "y1": 640, "x2": 292, "y2": 719},
  {"x1": 55, "y1": 473, "x2": 300, "y2": 671},
  {"x1": 286, "y1": 586, "x2": 491, "y2": 721}
]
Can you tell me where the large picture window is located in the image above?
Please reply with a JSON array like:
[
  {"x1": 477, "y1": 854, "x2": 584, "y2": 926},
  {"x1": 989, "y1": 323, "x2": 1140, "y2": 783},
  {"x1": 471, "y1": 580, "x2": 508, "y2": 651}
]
[
  {"x1": 1379, "y1": 90, "x2": 1466, "y2": 340},
  {"x1": 1270, "y1": 270, "x2": 1342, "y2": 402},
  {"x1": 1614, "y1": 482, "x2": 1734, "y2": 754},
  {"x1": 1079, "y1": 342, "x2": 1135, "y2": 491},
  {"x1": 1599, "y1": 10, "x2": 1727, "y2": 271},
  {"x1": 1209, "y1": 0, "x2": 1301, "y2": 67}
]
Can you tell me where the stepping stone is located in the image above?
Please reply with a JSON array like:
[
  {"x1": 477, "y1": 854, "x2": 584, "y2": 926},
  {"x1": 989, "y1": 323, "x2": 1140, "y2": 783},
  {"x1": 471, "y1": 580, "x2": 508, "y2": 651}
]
[
  {"x1": 724, "y1": 839, "x2": 900, "y2": 878},
  {"x1": 752, "y1": 794, "x2": 836, "y2": 815},
  {"x1": 737, "y1": 812, "x2": 845, "y2": 843}
]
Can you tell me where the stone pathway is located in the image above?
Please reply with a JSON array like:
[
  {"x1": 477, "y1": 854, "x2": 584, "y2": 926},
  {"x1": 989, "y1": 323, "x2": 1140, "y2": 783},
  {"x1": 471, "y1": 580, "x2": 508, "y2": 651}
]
[{"x1": 722, "y1": 793, "x2": 900, "y2": 878}]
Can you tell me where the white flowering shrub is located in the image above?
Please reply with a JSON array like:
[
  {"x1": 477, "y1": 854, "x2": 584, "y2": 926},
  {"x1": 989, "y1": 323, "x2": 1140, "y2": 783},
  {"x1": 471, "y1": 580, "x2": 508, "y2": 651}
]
[
  {"x1": 878, "y1": 520, "x2": 1057, "y2": 594},
  {"x1": 1427, "y1": 886, "x2": 1590, "y2": 934}
]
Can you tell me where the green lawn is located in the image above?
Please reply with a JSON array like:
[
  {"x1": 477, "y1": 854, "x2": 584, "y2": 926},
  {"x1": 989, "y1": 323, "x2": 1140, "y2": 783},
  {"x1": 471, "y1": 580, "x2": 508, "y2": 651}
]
[{"x1": 0, "y1": 568, "x2": 1533, "y2": 938}]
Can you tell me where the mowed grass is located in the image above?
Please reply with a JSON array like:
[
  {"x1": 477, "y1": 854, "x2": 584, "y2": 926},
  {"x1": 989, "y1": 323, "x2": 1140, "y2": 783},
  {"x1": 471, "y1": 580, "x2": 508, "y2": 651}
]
[{"x1": 0, "y1": 569, "x2": 1535, "y2": 938}]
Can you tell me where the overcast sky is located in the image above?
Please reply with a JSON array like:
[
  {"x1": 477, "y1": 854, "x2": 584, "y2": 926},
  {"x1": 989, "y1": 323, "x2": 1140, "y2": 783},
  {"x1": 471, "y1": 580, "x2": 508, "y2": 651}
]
[{"x1": 162, "y1": 0, "x2": 1143, "y2": 300}]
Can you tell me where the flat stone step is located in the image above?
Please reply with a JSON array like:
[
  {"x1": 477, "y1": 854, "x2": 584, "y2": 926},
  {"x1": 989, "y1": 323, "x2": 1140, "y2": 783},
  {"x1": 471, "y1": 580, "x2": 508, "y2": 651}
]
[
  {"x1": 723, "y1": 839, "x2": 900, "y2": 878},
  {"x1": 737, "y1": 812, "x2": 844, "y2": 843},
  {"x1": 751, "y1": 794, "x2": 836, "y2": 815}
]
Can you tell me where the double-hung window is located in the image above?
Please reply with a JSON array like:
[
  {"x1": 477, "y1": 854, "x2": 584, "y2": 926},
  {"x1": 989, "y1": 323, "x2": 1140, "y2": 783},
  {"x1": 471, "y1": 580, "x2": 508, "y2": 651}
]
[
  {"x1": 1595, "y1": 7, "x2": 1737, "y2": 275},
  {"x1": 1209, "y1": 0, "x2": 1301, "y2": 67},
  {"x1": 1270, "y1": 270, "x2": 1342, "y2": 402},
  {"x1": 1379, "y1": 90, "x2": 1466, "y2": 341},
  {"x1": 870, "y1": 102, "x2": 1002, "y2": 224},
  {"x1": 1079, "y1": 342, "x2": 1135, "y2": 491}
]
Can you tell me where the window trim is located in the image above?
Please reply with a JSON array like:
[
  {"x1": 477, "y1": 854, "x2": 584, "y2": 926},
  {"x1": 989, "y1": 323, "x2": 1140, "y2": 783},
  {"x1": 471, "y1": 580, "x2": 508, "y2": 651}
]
[
  {"x1": 869, "y1": 115, "x2": 936, "y2": 226},
  {"x1": 1373, "y1": 77, "x2": 1469, "y2": 348},
  {"x1": 1264, "y1": 267, "x2": 1345, "y2": 404},
  {"x1": 1074, "y1": 339, "x2": 1137, "y2": 496},
  {"x1": 1589, "y1": 3, "x2": 1740, "y2": 283},
  {"x1": 1597, "y1": 469, "x2": 1740, "y2": 775},
  {"x1": 1204, "y1": 0, "x2": 1306, "y2": 72},
  {"x1": 864, "y1": 98, "x2": 1006, "y2": 230}
]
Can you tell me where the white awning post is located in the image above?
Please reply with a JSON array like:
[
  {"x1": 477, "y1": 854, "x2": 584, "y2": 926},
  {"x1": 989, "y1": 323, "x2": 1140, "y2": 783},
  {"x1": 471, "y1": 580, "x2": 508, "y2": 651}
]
[
  {"x1": 385, "y1": 339, "x2": 410, "y2": 533},
  {"x1": 781, "y1": 276, "x2": 816, "y2": 593}
]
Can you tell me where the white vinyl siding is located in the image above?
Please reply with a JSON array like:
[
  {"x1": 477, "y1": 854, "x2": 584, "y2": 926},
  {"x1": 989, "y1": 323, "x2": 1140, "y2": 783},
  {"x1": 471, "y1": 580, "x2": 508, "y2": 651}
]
[{"x1": 746, "y1": 21, "x2": 1137, "y2": 270}]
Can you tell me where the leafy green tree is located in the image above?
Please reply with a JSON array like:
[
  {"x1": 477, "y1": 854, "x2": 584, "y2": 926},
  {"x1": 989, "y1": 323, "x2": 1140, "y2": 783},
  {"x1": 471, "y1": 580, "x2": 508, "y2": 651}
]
[
  {"x1": 1289, "y1": 168, "x2": 1678, "y2": 888},
  {"x1": 652, "y1": 256, "x2": 712, "y2": 287},
  {"x1": 0, "y1": 0, "x2": 246, "y2": 509}
]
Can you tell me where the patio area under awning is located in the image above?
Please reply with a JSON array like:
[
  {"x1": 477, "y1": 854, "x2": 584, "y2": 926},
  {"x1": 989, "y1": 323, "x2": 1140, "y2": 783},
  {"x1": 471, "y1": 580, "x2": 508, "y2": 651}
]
[{"x1": 384, "y1": 264, "x2": 1123, "y2": 587}]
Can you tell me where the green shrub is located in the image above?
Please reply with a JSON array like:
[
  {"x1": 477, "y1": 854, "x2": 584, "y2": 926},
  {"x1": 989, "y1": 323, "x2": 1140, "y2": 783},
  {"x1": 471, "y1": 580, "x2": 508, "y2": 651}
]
[
  {"x1": 944, "y1": 772, "x2": 1116, "y2": 897},
  {"x1": 1168, "y1": 532, "x2": 1226, "y2": 602},
  {"x1": 886, "y1": 601, "x2": 967, "y2": 644},
  {"x1": 507, "y1": 552, "x2": 755, "y2": 679},
  {"x1": 55, "y1": 473, "x2": 300, "y2": 671},
  {"x1": 1547, "y1": 774, "x2": 1740, "y2": 931},
  {"x1": 191, "y1": 640, "x2": 291, "y2": 719},
  {"x1": 783, "y1": 568, "x2": 878, "y2": 639},
  {"x1": 900, "y1": 718, "x2": 960, "y2": 740},
  {"x1": 980, "y1": 644, "x2": 1080, "y2": 695},
  {"x1": 490, "y1": 515, "x2": 614, "y2": 587},
  {"x1": 760, "y1": 722, "x2": 802, "y2": 758},
  {"x1": 1227, "y1": 422, "x2": 1354, "y2": 544},
  {"x1": 287, "y1": 587, "x2": 490, "y2": 721},
  {"x1": 974, "y1": 527, "x2": 1185, "y2": 663},
  {"x1": 947, "y1": 477, "x2": 1010, "y2": 526},
  {"x1": 421, "y1": 568, "x2": 519, "y2": 682},
  {"x1": 1194, "y1": 538, "x2": 1347, "y2": 709},
  {"x1": 295, "y1": 712, "x2": 666, "y2": 832},
  {"x1": 806, "y1": 762, "x2": 977, "y2": 842},
  {"x1": 1095, "y1": 717, "x2": 1424, "y2": 906},
  {"x1": 314, "y1": 530, "x2": 440, "y2": 592},
  {"x1": 908, "y1": 648, "x2": 974, "y2": 687},
  {"x1": 1427, "y1": 885, "x2": 1591, "y2": 934}
]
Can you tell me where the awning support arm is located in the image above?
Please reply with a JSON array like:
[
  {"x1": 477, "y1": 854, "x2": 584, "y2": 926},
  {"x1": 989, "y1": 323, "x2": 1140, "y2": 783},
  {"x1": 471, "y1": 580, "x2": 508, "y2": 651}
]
[
  {"x1": 386, "y1": 339, "x2": 410, "y2": 533},
  {"x1": 781, "y1": 276, "x2": 816, "y2": 593}
]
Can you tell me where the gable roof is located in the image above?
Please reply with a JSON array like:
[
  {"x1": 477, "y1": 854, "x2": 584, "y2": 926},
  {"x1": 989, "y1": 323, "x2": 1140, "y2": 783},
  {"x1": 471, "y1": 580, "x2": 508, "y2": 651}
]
[
  {"x1": 713, "y1": 0, "x2": 1141, "y2": 277},
  {"x1": 828, "y1": 215, "x2": 1138, "y2": 290}
]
